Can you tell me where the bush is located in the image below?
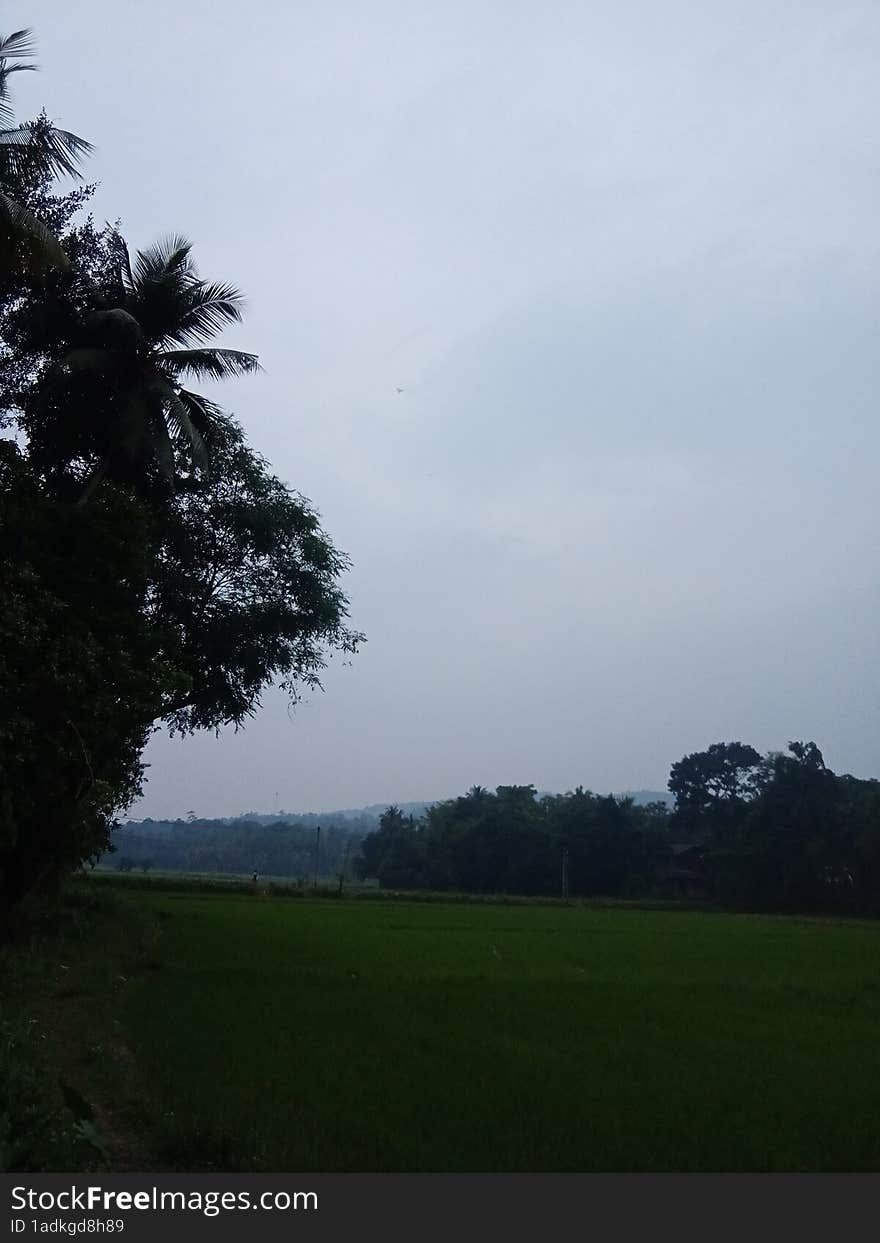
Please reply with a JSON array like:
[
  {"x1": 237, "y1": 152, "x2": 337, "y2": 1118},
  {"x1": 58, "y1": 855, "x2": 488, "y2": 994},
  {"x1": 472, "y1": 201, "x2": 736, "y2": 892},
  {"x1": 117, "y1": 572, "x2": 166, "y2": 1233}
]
[{"x1": 0, "y1": 1019, "x2": 79, "y2": 1171}]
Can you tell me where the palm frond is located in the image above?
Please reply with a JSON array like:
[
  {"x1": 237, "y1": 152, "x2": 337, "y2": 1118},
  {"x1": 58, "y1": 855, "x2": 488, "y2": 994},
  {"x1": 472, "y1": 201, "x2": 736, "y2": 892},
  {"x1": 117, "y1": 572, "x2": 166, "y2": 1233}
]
[
  {"x1": 176, "y1": 388, "x2": 231, "y2": 440},
  {"x1": 125, "y1": 237, "x2": 203, "y2": 344},
  {"x1": 0, "y1": 31, "x2": 38, "y2": 131},
  {"x1": 162, "y1": 280, "x2": 245, "y2": 346},
  {"x1": 0, "y1": 120, "x2": 93, "y2": 179},
  {"x1": 44, "y1": 125, "x2": 93, "y2": 176},
  {"x1": 0, "y1": 63, "x2": 35, "y2": 125},
  {"x1": 150, "y1": 375, "x2": 209, "y2": 468},
  {"x1": 0, "y1": 30, "x2": 37, "y2": 61},
  {"x1": 0, "y1": 123, "x2": 41, "y2": 151},
  {"x1": 0, "y1": 188, "x2": 69, "y2": 266},
  {"x1": 117, "y1": 239, "x2": 135, "y2": 295},
  {"x1": 150, "y1": 405, "x2": 176, "y2": 481},
  {"x1": 0, "y1": 62, "x2": 36, "y2": 82},
  {"x1": 132, "y1": 235, "x2": 194, "y2": 287},
  {"x1": 160, "y1": 347, "x2": 261, "y2": 380}
]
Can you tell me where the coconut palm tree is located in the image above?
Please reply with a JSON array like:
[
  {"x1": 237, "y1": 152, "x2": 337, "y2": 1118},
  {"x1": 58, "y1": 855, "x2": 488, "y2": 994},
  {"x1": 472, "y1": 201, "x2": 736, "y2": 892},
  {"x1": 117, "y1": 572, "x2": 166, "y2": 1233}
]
[
  {"x1": 65, "y1": 234, "x2": 261, "y2": 501},
  {"x1": 0, "y1": 28, "x2": 93, "y2": 268}
]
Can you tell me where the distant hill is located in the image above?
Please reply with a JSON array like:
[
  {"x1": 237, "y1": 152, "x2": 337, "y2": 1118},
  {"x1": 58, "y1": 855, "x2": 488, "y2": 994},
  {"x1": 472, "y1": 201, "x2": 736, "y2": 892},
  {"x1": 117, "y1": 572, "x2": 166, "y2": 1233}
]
[{"x1": 125, "y1": 788, "x2": 673, "y2": 832}]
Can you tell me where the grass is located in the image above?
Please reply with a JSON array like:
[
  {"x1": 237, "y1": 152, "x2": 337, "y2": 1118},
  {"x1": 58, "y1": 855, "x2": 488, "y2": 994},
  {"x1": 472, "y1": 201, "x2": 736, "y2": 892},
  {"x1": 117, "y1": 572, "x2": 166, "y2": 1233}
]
[
  {"x1": 0, "y1": 886, "x2": 161, "y2": 1171},
  {"x1": 105, "y1": 889, "x2": 880, "y2": 1171}
]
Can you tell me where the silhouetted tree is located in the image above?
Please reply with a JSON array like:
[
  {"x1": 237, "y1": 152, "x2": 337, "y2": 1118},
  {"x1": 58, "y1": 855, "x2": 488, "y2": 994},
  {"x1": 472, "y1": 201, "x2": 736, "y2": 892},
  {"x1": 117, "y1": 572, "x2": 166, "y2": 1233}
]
[{"x1": 669, "y1": 741, "x2": 762, "y2": 842}]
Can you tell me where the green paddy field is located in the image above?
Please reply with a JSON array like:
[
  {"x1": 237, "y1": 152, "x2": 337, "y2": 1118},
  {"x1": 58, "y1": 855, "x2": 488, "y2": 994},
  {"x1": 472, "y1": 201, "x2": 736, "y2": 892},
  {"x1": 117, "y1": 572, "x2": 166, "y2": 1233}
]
[{"x1": 98, "y1": 890, "x2": 880, "y2": 1171}]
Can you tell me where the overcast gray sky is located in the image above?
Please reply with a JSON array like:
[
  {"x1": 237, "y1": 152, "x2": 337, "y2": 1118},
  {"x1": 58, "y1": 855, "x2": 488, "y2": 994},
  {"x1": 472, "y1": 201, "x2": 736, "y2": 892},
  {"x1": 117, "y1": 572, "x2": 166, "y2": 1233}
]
[{"x1": 17, "y1": 0, "x2": 880, "y2": 815}]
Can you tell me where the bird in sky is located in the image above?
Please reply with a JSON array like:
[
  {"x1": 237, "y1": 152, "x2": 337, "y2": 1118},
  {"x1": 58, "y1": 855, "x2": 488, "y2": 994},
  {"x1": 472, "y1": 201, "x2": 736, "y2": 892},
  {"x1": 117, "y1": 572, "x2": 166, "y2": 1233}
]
[{"x1": 395, "y1": 387, "x2": 405, "y2": 394}]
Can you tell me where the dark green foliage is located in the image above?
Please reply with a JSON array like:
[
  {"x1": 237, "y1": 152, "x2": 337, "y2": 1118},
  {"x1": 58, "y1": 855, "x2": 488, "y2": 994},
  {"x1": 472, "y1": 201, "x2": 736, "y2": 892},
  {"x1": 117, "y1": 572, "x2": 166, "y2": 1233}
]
[
  {"x1": 355, "y1": 807, "x2": 429, "y2": 889},
  {"x1": 543, "y1": 788, "x2": 669, "y2": 897},
  {"x1": 149, "y1": 421, "x2": 361, "y2": 733},
  {"x1": 0, "y1": 413, "x2": 362, "y2": 915},
  {"x1": 669, "y1": 740, "x2": 880, "y2": 914},
  {"x1": 356, "y1": 785, "x2": 671, "y2": 898},
  {"x1": 0, "y1": 1019, "x2": 88, "y2": 1171},
  {"x1": 354, "y1": 746, "x2": 880, "y2": 914},
  {"x1": 0, "y1": 442, "x2": 162, "y2": 913},
  {"x1": 424, "y1": 785, "x2": 552, "y2": 894},
  {"x1": 668, "y1": 741, "x2": 762, "y2": 842}
]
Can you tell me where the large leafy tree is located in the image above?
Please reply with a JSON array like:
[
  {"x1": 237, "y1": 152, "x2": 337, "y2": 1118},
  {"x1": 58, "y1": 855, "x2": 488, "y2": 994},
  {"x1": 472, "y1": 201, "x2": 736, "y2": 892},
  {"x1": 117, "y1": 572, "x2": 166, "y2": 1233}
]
[
  {"x1": 666, "y1": 740, "x2": 880, "y2": 913},
  {"x1": 0, "y1": 420, "x2": 364, "y2": 918},
  {"x1": 736, "y1": 742, "x2": 842, "y2": 910},
  {"x1": 148, "y1": 419, "x2": 363, "y2": 733},
  {"x1": 668, "y1": 741, "x2": 762, "y2": 841}
]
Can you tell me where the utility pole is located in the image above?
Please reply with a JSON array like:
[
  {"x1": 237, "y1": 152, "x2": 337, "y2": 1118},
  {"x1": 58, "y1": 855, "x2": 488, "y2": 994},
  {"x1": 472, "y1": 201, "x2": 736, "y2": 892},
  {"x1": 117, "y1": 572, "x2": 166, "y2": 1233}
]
[
  {"x1": 338, "y1": 838, "x2": 352, "y2": 897},
  {"x1": 561, "y1": 847, "x2": 569, "y2": 900},
  {"x1": 313, "y1": 824, "x2": 321, "y2": 890}
]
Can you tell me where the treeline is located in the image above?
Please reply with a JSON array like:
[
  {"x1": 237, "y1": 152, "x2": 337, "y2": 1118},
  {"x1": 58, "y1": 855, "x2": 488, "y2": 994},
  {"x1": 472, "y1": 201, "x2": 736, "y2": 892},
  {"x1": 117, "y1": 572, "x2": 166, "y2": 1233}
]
[
  {"x1": 356, "y1": 787, "x2": 670, "y2": 896},
  {"x1": 110, "y1": 816, "x2": 370, "y2": 878},
  {"x1": 355, "y1": 742, "x2": 880, "y2": 914},
  {"x1": 0, "y1": 30, "x2": 361, "y2": 922}
]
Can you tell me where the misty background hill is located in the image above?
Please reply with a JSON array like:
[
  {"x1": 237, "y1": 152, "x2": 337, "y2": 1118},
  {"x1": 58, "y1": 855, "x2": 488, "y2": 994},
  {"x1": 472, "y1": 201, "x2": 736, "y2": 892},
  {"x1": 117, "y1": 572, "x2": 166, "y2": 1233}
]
[{"x1": 123, "y1": 788, "x2": 672, "y2": 831}]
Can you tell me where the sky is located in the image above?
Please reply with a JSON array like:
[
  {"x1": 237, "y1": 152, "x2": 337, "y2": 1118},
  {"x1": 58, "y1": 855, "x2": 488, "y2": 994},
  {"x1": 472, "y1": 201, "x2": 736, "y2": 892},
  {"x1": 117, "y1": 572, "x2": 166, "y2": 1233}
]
[{"x1": 15, "y1": 0, "x2": 880, "y2": 816}]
